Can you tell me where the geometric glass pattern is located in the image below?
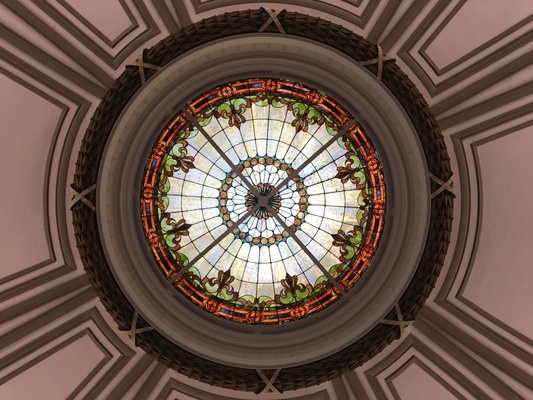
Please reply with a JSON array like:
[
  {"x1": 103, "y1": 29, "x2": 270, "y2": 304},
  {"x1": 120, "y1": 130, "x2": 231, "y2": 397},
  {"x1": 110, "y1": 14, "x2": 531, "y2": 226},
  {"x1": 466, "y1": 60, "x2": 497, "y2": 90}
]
[{"x1": 141, "y1": 78, "x2": 386, "y2": 324}]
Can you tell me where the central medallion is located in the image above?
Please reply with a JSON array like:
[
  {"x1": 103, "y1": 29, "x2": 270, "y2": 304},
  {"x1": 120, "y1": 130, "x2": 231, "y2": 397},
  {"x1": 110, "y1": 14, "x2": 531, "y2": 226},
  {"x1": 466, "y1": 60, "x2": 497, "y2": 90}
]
[
  {"x1": 218, "y1": 155, "x2": 307, "y2": 247},
  {"x1": 245, "y1": 183, "x2": 281, "y2": 218}
]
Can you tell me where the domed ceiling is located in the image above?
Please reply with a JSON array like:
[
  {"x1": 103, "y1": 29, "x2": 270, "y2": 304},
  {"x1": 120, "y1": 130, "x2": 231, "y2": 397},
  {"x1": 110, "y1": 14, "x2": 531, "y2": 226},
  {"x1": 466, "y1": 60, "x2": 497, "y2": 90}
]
[{"x1": 1, "y1": 1, "x2": 532, "y2": 399}]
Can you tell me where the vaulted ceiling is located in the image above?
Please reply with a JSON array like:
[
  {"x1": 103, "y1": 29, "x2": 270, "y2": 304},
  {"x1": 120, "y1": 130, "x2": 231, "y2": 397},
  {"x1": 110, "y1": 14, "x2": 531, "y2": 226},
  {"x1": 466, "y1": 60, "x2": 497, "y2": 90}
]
[{"x1": 1, "y1": 1, "x2": 532, "y2": 399}]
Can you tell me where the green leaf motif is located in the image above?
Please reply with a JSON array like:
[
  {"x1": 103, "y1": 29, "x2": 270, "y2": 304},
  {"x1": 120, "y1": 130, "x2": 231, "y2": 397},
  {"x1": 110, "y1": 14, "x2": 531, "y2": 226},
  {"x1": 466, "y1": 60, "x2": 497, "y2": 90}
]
[
  {"x1": 331, "y1": 229, "x2": 364, "y2": 264},
  {"x1": 275, "y1": 273, "x2": 312, "y2": 305},
  {"x1": 335, "y1": 148, "x2": 367, "y2": 188},
  {"x1": 164, "y1": 156, "x2": 178, "y2": 174}
]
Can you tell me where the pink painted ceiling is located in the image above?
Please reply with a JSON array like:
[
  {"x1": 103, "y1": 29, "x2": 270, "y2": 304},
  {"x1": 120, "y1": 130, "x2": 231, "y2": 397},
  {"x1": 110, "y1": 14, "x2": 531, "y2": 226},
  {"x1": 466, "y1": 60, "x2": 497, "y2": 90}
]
[{"x1": 1, "y1": 1, "x2": 532, "y2": 399}]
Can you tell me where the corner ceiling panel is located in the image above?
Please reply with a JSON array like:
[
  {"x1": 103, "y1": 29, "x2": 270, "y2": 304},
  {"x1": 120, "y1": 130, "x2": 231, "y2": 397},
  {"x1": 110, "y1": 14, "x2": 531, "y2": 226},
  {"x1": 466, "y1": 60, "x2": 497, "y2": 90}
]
[
  {"x1": 424, "y1": 0, "x2": 533, "y2": 71},
  {"x1": 0, "y1": 72, "x2": 61, "y2": 280},
  {"x1": 0, "y1": 331, "x2": 107, "y2": 399},
  {"x1": 389, "y1": 360, "x2": 464, "y2": 400},
  {"x1": 58, "y1": 0, "x2": 135, "y2": 44}
]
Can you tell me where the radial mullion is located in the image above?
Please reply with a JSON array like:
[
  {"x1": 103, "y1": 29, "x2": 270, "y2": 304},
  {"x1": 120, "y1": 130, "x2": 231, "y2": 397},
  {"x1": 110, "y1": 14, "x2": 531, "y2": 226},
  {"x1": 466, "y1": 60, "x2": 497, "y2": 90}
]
[
  {"x1": 267, "y1": 119, "x2": 356, "y2": 201},
  {"x1": 266, "y1": 204, "x2": 347, "y2": 295},
  {"x1": 168, "y1": 202, "x2": 261, "y2": 284},
  {"x1": 183, "y1": 108, "x2": 261, "y2": 199}
]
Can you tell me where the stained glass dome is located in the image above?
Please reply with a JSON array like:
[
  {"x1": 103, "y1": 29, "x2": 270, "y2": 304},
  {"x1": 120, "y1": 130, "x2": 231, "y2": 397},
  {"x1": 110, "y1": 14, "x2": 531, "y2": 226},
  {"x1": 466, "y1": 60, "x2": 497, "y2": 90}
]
[{"x1": 141, "y1": 78, "x2": 386, "y2": 324}]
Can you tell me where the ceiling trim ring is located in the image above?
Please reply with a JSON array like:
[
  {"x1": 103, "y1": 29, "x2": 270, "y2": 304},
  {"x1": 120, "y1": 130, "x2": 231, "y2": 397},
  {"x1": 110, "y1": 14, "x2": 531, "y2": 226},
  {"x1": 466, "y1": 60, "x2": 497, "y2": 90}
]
[
  {"x1": 71, "y1": 9, "x2": 453, "y2": 393},
  {"x1": 100, "y1": 35, "x2": 424, "y2": 368}
]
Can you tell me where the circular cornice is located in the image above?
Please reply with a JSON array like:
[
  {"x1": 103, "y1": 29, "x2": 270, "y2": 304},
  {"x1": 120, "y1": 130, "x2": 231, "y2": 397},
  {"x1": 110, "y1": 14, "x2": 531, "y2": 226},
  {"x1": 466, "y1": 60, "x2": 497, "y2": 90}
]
[
  {"x1": 71, "y1": 9, "x2": 453, "y2": 393},
  {"x1": 98, "y1": 34, "x2": 427, "y2": 369}
]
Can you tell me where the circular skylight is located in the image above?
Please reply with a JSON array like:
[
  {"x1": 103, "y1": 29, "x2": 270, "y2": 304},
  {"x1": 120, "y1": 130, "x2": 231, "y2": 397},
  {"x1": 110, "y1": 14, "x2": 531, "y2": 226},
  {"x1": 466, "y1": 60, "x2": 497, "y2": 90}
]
[
  {"x1": 141, "y1": 78, "x2": 385, "y2": 324},
  {"x1": 72, "y1": 9, "x2": 452, "y2": 392}
]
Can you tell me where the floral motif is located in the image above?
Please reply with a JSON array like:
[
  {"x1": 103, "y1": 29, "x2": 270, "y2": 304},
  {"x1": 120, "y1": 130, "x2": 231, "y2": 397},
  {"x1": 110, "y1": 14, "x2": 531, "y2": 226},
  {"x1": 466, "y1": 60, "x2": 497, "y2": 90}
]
[
  {"x1": 275, "y1": 274, "x2": 312, "y2": 305},
  {"x1": 163, "y1": 139, "x2": 195, "y2": 176},
  {"x1": 215, "y1": 98, "x2": 252, "y2": 128},
  {"x1": 288, "y1": 102, "x2": 325, "y2": 133},
  {"x1": 335, "y1": 141, "x2": 367, "y2": 189},
  {"x1": 331, "y1": 228, "x2": 364, "y2": 264},
  {"x1": 199, "y1": 92, "x2": 332, "y2": 134},
  {"x1": 237, "y1": 294, "x2": 275, "y2": 309},
  {"x1": 160, "y1": 216, "x2": 190, "y2": 252},
  {"x1": 202, "y1": 269, "x2": 239, "y2": 302}
]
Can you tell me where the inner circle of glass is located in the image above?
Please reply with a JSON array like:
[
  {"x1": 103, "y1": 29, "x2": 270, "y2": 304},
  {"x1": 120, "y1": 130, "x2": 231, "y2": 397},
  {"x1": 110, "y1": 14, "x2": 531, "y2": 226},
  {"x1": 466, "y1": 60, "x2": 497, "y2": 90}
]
[
  {"x1": 141, "y1": 78, "x2": 386, "y2": 324},
  {"x1": 219, "y1": 156, "x2": 307, "y2": 247}
]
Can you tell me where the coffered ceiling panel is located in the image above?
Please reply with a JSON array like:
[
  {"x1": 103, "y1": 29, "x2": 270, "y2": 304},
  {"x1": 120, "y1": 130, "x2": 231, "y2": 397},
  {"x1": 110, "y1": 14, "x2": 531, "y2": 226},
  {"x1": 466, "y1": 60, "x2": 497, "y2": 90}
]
[
  {"x1": 0, "y1": 299, "x2": 137, "y2": 397},
  {"x1": 461, "y1": 127, "x2": 533, "y2": 342},
  {"x1": 58, "y1": 0, "x2": 136, "y2": 45},
  {"x1": 423, "y1": 0, "x2": 533, "y2": 73},
  {"x1": 435, "y1": 67, "x2": 533, "y2": 131},
  {"x1": 392, "y1": 0, "x2": 533, "y2": 117},
  {"x1": 388, "y1": 359, "x2": 465, "y2": 400},
  {"x1": 0, "y1": 330, "x2": 108, "y2": 399},
  {"x1": 0, "y1": 72, "x2": 61, "y2": 281}
]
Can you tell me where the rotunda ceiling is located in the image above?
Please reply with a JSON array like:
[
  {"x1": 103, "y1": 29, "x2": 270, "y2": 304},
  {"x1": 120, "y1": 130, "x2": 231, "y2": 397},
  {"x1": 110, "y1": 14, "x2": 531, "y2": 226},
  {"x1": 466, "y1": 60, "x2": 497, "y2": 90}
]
[
  {"x1": 1, "y1": 1, "x2": 532, "y2": 399},
  {"x1": 72, "y1": 9, "x2": 450, "y2": 392}
]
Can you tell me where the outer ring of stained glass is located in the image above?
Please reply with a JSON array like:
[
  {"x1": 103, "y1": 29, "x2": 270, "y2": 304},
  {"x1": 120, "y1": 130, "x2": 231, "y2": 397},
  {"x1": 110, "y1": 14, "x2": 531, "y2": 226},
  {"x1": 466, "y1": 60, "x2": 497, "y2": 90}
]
[
  {"x1": 141, "y1": 78, "x2": 386, "y2": 324},
  {"x1": 72, "y1": 9, "x2": 453, "y2": 393}
]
